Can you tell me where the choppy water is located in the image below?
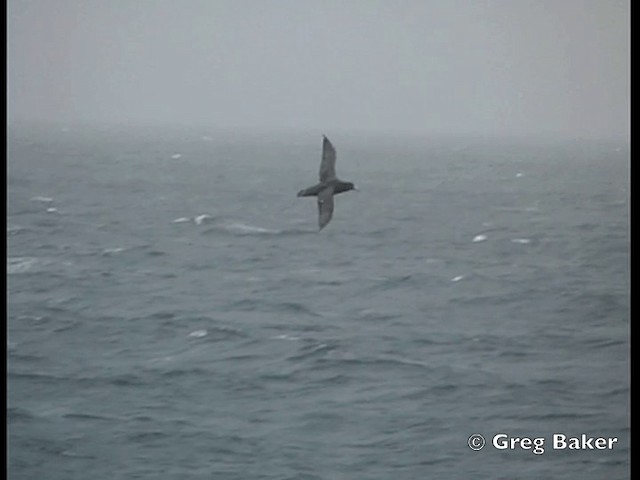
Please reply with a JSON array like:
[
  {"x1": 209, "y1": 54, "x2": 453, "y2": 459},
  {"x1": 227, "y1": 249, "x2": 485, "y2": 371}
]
[{"x1": 8, "y1": 125, "x2": 629, "y2": 479}]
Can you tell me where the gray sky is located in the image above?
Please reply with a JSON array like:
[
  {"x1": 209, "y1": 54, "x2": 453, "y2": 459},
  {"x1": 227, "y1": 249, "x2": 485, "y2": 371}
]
[{"x1": 7, "y1": 0, "x2": 629, "y2": 138}]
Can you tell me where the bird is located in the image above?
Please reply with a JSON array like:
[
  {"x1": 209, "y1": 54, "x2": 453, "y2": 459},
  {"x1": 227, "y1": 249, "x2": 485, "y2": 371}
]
[{"x1": 297, "y1": 135, "x2": 358, "y2": 231}]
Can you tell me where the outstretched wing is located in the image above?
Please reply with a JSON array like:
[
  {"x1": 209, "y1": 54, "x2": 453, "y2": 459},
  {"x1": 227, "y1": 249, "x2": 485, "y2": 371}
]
[
  {"x1": 317, "y1": 186, "x2": 335, "y2": 231},
  {"x1": 319, "y1": 135, "x2": 337, "y2": 182}
]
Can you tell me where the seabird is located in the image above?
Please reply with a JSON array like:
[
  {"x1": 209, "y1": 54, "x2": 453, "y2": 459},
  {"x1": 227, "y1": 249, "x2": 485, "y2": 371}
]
[{"x1": 297, "y1": 135, "x2": 357, "y2": 231}]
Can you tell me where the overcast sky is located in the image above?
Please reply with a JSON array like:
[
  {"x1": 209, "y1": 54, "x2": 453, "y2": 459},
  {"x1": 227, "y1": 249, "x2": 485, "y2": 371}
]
[{"x1": 7, "y1": 0, "x2": 629, "y2": 138}]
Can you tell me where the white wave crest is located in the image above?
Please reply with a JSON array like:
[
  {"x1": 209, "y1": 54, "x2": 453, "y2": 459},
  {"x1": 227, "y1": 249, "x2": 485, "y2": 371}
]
[
  {"x1": 31, "y1": 196, "x2": 54, "y2": 203},
  {"x1": 101, "y1": 247, "x2": 126, "y2": 256},
  {"x1": 194, "y1": 214, "x2": 213, "y2": 225},
  {"x1": 272, "y1": 334, "x2": 301, "y2": 341},
  {"x1": 472, "y1": 234, "x2": 488, "y2": 243},
  {"x1": 224, "y1": 222, "x2": 279, "y2": 235},
  {"x1": 8, "y1": 257, "x2": 39, "y2": 274},
  {"x1": 187, "y1": 329, "x2": 208, "y2": 338}
]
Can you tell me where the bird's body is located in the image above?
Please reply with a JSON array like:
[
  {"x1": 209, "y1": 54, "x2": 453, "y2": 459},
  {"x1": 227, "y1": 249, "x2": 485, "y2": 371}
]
[{"x1": 297, "y1": 135, "x2": 357, "y2": 230}]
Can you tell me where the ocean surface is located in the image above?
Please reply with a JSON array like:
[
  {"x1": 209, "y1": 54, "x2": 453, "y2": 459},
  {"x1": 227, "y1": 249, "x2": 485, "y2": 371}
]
[{"x1": 8, "y1": 125, "x2": 629, "y2": 479}]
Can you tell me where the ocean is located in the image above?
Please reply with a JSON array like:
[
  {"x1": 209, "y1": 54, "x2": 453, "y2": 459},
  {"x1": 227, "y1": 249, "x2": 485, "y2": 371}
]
[{"x1": 7, "y1": 124, "x2": 629, "y2": 479}]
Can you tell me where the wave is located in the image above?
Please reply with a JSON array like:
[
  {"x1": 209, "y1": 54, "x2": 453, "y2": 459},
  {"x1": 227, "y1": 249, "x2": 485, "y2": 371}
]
[
  {"x1": 354, "y1": 309, "x2": 402, "y2": 322},
  {"x1": 202, "y1": 221, "x2": 316, "y2": 237},
  {"x1": 7, "y1": 256, "x2": 39, "y2": 274},
  {"x1": 8, "y1": 370, "x2": 149, "y2": 389},
  {"x1": 313, "y1": 354, "x2": 432, "y2": 372},
  {"x1": 287, "y1": 342, "x2": 338, "y2": 361},
  {"x1": 7, "y1": 339, "x2": 44, "y2": 361},
  {"x1": 226, "y1": 298, "x2": 321, "y2": 317},
  {"x1": 7, "y1": 225, "x2": 30, "y2": 236},
  {"x1": 187, "y1": 329, "x2": 208, "y2": 338},
  {"x1": 290, "y1": 267, "x2": 355, "y2": 286},
  {"x1": 224, "y1": 222, "x2": 280, "y2": 235},
  {"x1": 30, "y1": 196, "x2": 54, "y2": 203},
  {"x1": 7, "y1": 406, "x2": 41, "y2": 422},
  {"x1": 93, "y1": 243, "x2": 165, "y2": 258},
  {"x1": 185, "y1": 324, "x2": 246, "y2": 341},
  {"x1": 171, "y1": 214, "x2": 219, "y2": 225},
  {"x1": 224, "y1": 222, "x2": 315, "y2": 236},
  {"x1": 157, "y1": 366, "x2": 212, "y2": 379},
  {"x1": 62, "y1": 412, "x2": 125, "y2": 422},
  {"x1": 194, "y1": 214, "x2": 214, "y2": 225},
  {"x1": 100, "y1": 247, "x2": 127, "y2": 256},
  {"x1": 472, "y1": 234, "x2": 488, "y2": 243},
  {"x1": 368, "y1": 274, "x2": 417, "y2": 292},
  {"x1": 493, "y1": 205, "x2": 540, "y2": 213},
  {"x1": 271, "y1": 334, "x2": 302, "y2": 341}
]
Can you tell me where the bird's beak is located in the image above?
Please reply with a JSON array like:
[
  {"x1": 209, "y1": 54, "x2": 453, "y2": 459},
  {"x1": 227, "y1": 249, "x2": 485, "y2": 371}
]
[{"x1": 353, "y1": 186, "x2": 360, "y2": 192}]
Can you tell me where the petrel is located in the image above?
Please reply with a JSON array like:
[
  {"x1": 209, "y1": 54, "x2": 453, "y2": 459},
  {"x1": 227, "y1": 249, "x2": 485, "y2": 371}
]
[{"x1": 297, "y1": 135, "x2": 357, "y2": 231}]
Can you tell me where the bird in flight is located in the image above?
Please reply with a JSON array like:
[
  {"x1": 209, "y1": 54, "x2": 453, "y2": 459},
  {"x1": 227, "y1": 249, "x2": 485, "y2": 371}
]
[{"x1": 297, "y1": 135, "x2": 357, "y2": 231}]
